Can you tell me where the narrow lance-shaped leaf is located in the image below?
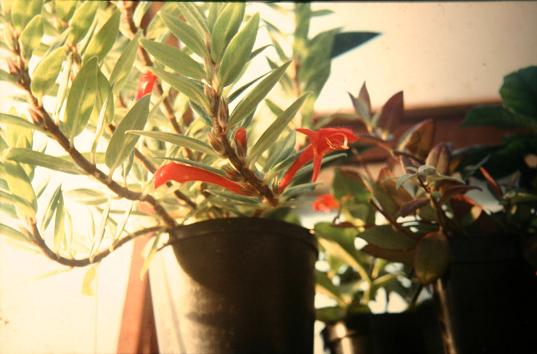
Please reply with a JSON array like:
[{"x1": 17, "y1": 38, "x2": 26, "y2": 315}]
[
  {"x1": 53, "y1": 192, "x2": 65, "y2": 252},
  {"x1": 109, "y1": 34, "x2": 139, "y2": 90},
  {"x1": 68, "y1": 1, "x2": 100, "y2": 44},
  {"x1": 229, "y1": 61, "x2": 291, "y2": 127},
  {"x1": 159, "y1": 11, "x2": 207, "y2": 58},
  {"x1": 331, "y1": 31, "x2": 379, "y2": 59},
  {"x1": 218, "y1": 14, "x2": 259, "y2": 87},
  {"x1": 31, "y1": 46, "x2": 67, "y2": 98},
  {"x1": 0, "y1": 113, "x2": 47, "y2": 134},
  {"x1": 152, "y1": 67, "x2": 210, "y2": 112},
  {"x1": 19, "y1": 14, "x2": 43, "y2": 61},
  {"x1": 248, "y1": 93, "x2": 309, "y2": 164},
  {"x1": 83, "y1": 9, "x2": 120, "y2": 62},
  {"x1": 126, "y1": 130, "x2": 217, "y2": 156},
  {"x1": 3, "y1": 162, "x2": 36, "y2": 217},
  {"x1": 11, "y1": 0, "x2": 42, "y2": 31},
  {"x1": 105, "y1": 95, "x2": 150, "y2": 172},
  {"x1": 175, "y1": 2, "x2": 209, "y2": 35},
  {"x1": 0, "y1": 189, "x2": 35, "y2": 218},
  {"x1": 0, "y1": 224, "x2": 31, "y2": 244},
  {"x1": 140, "y1": 39, "x2": 205, "y2": 80},
  {"x1": 5, "y1": 148, "x2": 82, "y2": 174},
  {"x1": 64, "y1": 57, "x2": 98, "y2": 138},
  {"x1": 54, "y1": 0, "x2": 77, "y2": 22},
  {"x1": 41, "y1": 185, "x2": 62, "y2": 231},
  {"x1": 357, "y1": 225, "x2": 416, "y2": 250},
  {"x1": 210, "y1": 3, "x2": 245, "y2": 62}
]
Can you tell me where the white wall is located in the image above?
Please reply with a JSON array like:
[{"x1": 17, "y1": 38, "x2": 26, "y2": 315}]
[{"x1": 314, "y1": 2, "x2": 537, "y2": 111}]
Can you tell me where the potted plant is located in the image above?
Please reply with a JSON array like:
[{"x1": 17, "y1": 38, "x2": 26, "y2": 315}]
[
  {"x1": 329, "y1": 74, "x2": 537, "y2": 354},
  {"x1": 310, "y1": 91, "x2": 443, "y2": 354},
  {"x1": 0, "y1": 2, "x2": 378, "y2": 353}
]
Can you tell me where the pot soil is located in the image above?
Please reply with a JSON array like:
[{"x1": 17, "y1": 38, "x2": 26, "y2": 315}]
[
  {"x1": 321, "y1": 301, "x2": 443, "y2": 354},
  {"x1": 435, "y1": 234, "x2": 537, "y2": 354},
  {"x1": 170, "y1": 217, "x2": 318, "y2": 354}
]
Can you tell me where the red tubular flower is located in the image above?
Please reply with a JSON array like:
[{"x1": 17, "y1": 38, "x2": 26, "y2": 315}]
[
  {"x1": 136, "y1": 71, "x2": 157, "y2": 100},
  {"x1": 279, "y1": 127, "x2": 358, "y2": 192},
  {"x1": 234, "y1": 127, "x2": 247, "y2": 148},
  {"x1": 312, "y1": 194, "x2": 340, "y2": 212},
  {"x1": 154, "y1": 162, "x2": 248, "y2": 195}
]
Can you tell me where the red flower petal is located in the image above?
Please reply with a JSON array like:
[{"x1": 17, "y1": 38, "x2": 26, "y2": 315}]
[
  {"x1": 154, "y1": 163, "x2": 248, "y2": 195},
  {"x1": 136, "y1": 71, "x2": 157, "y2": 100},
  {"x1": 278, "y1": 127, "x2": 358, "y2": 192},
  {"x1": 312, "y1": 194, "x2": 340, "y2": 212}
]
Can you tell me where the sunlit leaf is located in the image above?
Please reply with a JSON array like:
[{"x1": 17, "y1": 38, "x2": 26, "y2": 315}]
[
  {"x1": 64, "y1": 57, "x2": 98, "y2": 138},
  {"x1": 357, "y1": 225, "x2": 416, "y2": 250},
  {"x1": 218, "y1": 14, "x2": 259, "y2": 87},
  {"x1": 159, "y1": 11, "x2": 207, "y2": 57},
  {"x1": 68, "y1": 1, "x2": 100, "y2": 44},
  {"x1": 31, "y1": 46, "x2": 67, "y2": 98},
  {"x1": 126, "y1": 130, "x2": 217, "y2": 156},
  {"x1": 11, "y1": 0, "x2": 42, "y2": 31},
  {"x1": 82, "y1": 264, "x2": 98, "y2": 296},
  {"x1": 0, "y1": 189, "x2": 35, "y2": 218},
  {"x1": 19, "y1": 14, "x2": 43, "y2": 61},
  {"x1": 141, "y1": 39, "x2": 205, "y2": 80},
  {"x1": 229, "y1": 61, "x2": 291, "y2": 126},
  {"x1": 83, "y1": 9, "x2": 120, "y2": 62},
  {"x1": 3, "y1": 162, "x2": 36, "y2": 217},
  {"x1": 105, "y1": 95, "x2": 150, "y2": 172},
  {"x1": 5, "y1": 148, "x2": 82, "y2": 174},
  {"x1": 109, "y1": 34, "x2": 139, "y2": 91},
  {"x1": 248, "y1": 93, "x2": 309, "y2": 164},
  {"x1": 152, "y1": 67, "x2": 210, "y2": 112},
  {"x1": 210, "y1": 3, "x2": 245, "y2": 62}
]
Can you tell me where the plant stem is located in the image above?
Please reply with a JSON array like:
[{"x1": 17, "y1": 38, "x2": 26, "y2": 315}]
[
  {"x1": 9, "y1": 41, "x2": 178, "y2": 232},
  {"x1": 30, "y1": 222, "x2": 164, "y2": 267},
  {"x1": 370, "y1": 199, "x2": 416, "y2": 240}
]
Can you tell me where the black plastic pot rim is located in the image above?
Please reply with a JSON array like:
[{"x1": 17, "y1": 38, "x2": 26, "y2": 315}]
[{"x1": 168, "y1": 217, "x2": 318, "y2": 253}]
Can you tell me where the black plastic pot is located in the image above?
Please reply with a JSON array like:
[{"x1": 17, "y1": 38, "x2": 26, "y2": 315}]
[
  {"x1": 321, "y1": 301, "x2": 443, "y2": 354},
  {"x1": 435, "y1": 234, "x2": 537, "y2": 354},
  {"x1": 170, "y1": 217, "x2": 318, "y2": 354}
]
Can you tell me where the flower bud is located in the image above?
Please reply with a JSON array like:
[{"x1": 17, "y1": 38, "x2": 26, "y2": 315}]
[{"x1": 234, "y1": 127, "x2": 247, "y2": 159}]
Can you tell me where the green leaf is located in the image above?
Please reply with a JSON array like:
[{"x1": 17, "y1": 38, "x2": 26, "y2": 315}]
[
  {"x1": 175, "y1": 2, "x2": 209, "y2": 35},
  {"x1": 109, "y1": 35, "x2": 139, "y2": 90},
  {"x1": 463, "y1": 105, "x2": 537, "y2": 130},
  {"x1": 140, "y1": 39, "x2": 205, "y2": 80},
  {"x1": 54, "y1": 0, "x2": 77, "y2": 22},
  {"x1": 357, "y1": 225, "x2": 416, "y2": 250},
  {"x1": 126, "y1": 130, "x2": 217, "y2": 156},
  {"x1": 30, "y1": 46, "x2": 66, "y2": 98},
  {"x1": 152, "y1": 67, "x2": 209, "y2": 112},
  {"x1": 11, "y1": 0, "x2": 42, "y2": 31},
  {"x1": 210, "y1": 3, "x2": 245, "y2": 62},
  {"x1": 5, "y1": 148, "x2": 82, "y2": 174},
  {"x1": 218, "y1": 14, "x2": 259, "y2": 87},
  {"x1": 82, "y1": 264, "x2": 98, "y2": 296},
  {"x1": 3, "y1": 162, "x2": 36, "y2": 217},
  {"x1": 0, "y1": 189, "x2": 35, "y2": 218},
  {"x1": 90, "y1": 202, "x2": 110, "y2": 260},
  {"x1": 316, "y1": 306, "x2": 346, "y2": 323},
  {"x1": 248, "y1": 93, "x2": 309, "y2": 164},
  {"x1": 53, "y1": 191, "x2": 65, "y2": 251},
  {"x1": 159, "y1": 11, "x2": 207, "y2": 58},
  {"x1": 41, "y1": 184, "x2": 62, "y2": 230},
  {"x1": 315, "y1": 270, "x2": 346, "y2": 306},
  {"x1": 0, "y1": 224, "x2": 31, "y2": 243},
  {"x1": 413, "y1": 231, "x2": 450, "y2": 284},
  {"x1": 64, "y1": 57, "x2": 98, "y2": 138},
  {"x1": 331, "y1": 31, "x2": 379, "y2": 59},
  {"x1": 229, "y1": 71, "x2": 269, "y2": 103},
  {"x1": 65, "y1": 188, "x2": 108, "y2": 206},
  {"x1": 0, "y1": 113, "x2": 46, "y2": 134},
  {"x1": 133, "y1": 1, "x2": 151, "y2": 27},
  {"x1": 500, "y1": 66, "x2": 537, "y2": 117},
  {"x1": 105, "y1": 96, "x2": 150, "y2": 172},
  {"x1": 19, "y1": 14, "x2": 43, "y2": 61},
  {"x1": 68, "y1": 1, "x2": 100, "y2": 44},
  {"x1": 229, "y1": 61, "x2": 291, "y2": 127},
  {"x1": 83, "y1": 9, "x2": 120, "y2": 62}
]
